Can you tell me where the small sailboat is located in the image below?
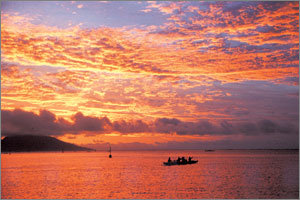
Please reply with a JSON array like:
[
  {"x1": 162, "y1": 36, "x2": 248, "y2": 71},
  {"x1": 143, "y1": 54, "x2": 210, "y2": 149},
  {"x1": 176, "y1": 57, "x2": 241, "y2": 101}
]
[{"x1": 108, "y1": 143, "x2": 112, "y2": 158}]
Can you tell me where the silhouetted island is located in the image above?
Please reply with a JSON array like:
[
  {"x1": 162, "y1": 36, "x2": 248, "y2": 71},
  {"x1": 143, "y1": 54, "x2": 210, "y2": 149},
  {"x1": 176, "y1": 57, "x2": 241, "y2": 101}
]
[{"x1": 1, "y1": 135, "x2": 94, "y2": 152}]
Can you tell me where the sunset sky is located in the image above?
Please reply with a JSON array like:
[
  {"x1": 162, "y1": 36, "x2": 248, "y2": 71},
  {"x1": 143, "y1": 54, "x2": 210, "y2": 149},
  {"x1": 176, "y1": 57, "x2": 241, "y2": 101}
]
[{"x1": 1, "y1": 1, "x2": 299, "y2": 150}]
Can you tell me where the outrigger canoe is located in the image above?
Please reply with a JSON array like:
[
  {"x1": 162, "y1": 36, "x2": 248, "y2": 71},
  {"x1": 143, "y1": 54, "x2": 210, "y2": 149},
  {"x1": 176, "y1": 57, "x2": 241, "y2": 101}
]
[{"x1": 163, "y1": 160, "x2": 198, "y2": 166}]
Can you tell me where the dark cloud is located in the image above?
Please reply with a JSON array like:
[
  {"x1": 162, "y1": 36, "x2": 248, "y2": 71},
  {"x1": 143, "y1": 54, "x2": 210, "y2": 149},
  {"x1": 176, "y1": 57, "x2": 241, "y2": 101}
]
[
  {"x1": 113, "y1": 120, "x2": 151, "y2": 134},
  {"x1": 154, "y1": 118, "x2": 235, "y2": 136},
  {"x1": 1, "y1": 109, "x2": 111, "y2": 136},
  {"x1": 154, "y1": 117, "x2": 298, "y2": 136},
  {"x1": 156, "y1": 118, "x2": 181, "y2": 125},
  {"x1": 1, "y1": 109, "x2": 298, "y2": 138},
  {"x1": 1, "y1": 109, "x2": 152, "y2": 136},
  {"x1": 237, "y1": 122, "x2": 258, "y2": 135},
  {"x1": 72, "y1": 112, "x2": 111, "y2": 132},
  {"x1": 258, "y1": 119, "x2": 298, "y2": 135},
  {"x1": 1, "y1": 109, "x2": 70, "y2": 136},
  {"x1": 259, "y1": 119, "x2": 277, "y2": 133}
]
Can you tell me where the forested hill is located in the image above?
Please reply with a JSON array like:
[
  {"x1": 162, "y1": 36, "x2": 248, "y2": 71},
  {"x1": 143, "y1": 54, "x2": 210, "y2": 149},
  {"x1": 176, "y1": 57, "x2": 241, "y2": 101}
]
[{"x1": 1, "y1": 135, "x2": 94, "y2": 152}]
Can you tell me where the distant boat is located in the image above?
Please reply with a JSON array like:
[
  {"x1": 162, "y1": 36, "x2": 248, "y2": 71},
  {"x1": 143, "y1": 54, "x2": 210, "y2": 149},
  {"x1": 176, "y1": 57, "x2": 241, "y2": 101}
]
[
  {"x1": 205, "y1": 149, "x2": 215, "y2": 152},
  {"x1": 164, "y1": 160, "x2": 198, "y2": 166}
]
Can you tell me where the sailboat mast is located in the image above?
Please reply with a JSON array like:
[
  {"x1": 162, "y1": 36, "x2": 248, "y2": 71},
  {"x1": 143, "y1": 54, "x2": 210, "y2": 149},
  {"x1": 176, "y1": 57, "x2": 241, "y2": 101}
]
[{"x1": 109, "y1": 143, "x2": 112, "y2": 158}]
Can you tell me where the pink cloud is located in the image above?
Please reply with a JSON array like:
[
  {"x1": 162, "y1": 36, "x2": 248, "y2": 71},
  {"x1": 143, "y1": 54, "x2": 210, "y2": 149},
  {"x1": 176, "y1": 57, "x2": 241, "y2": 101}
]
[{"x1": 140, "y1": 9, "x2": 152, "y2": 13}]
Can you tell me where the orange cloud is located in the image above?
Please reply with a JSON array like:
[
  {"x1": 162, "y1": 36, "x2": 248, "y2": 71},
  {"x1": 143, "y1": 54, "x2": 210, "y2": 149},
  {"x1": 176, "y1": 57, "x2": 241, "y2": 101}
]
[{"x1": 2, "y1": 6, "x2": 298, "y2": 81}]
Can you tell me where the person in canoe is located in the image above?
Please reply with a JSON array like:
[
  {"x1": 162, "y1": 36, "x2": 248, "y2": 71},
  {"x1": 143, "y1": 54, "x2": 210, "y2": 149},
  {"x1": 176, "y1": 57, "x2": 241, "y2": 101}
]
[
  {"x1": 177, "y1": 157, "x2": 181, "y2": 164},
  {"x1": 168, "y1": 157, "x2": 171, "y2": 163}
]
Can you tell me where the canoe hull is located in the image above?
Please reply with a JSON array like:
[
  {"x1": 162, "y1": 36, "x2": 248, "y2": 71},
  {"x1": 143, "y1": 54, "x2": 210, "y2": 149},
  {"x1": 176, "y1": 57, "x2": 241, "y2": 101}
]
[{"x1": 163, "y1": 160, "x2": 198, "y2": 166}]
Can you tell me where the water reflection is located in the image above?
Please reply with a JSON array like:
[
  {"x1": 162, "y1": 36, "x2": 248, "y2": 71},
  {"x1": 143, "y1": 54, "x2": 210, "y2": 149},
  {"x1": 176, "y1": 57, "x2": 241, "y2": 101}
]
[{"x1": 1, "y1": 150, "x2": 299, "y2": 199}]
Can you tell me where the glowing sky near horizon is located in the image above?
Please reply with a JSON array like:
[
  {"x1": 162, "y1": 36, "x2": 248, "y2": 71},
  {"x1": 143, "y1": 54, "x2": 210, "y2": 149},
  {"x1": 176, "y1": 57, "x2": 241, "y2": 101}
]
[{"x1": 1, "y1": 1, "x2": 299, "y2": 150}]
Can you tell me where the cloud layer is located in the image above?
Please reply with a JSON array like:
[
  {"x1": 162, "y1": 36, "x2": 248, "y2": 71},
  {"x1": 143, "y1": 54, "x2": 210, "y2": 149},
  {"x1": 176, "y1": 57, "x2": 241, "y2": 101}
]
[
  {"x1": 1, "y1": 2, "x2": 298, "y2": 80},
  {"x1": 1, "y1": 1, "x2": 298, "y2": 149},
  {"x1": 2, "y1": 109, "x2": 298, "y2": 137}
]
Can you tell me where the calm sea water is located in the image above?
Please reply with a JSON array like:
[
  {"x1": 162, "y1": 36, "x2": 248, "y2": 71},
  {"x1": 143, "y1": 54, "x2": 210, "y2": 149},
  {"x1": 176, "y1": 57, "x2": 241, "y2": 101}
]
[{"x1": 1, "y1": 150, "x2": 299, "y2": 199}]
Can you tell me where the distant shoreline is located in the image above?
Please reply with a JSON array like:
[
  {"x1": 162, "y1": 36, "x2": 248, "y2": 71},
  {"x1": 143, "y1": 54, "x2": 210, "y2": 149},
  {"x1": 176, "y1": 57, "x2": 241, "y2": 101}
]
[
  {"x1": 1, "y1": 135, "x2": 94, "y2": 152},
  {"x1": 2, "y1": 149, "x2": 298, "y2": 153}
]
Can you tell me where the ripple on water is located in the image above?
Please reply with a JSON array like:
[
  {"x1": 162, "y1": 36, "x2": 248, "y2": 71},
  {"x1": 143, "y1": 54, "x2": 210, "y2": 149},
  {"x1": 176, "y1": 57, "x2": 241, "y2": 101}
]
[{"x1": 1, "y1": 150, "x2": 299, "y2": 199}]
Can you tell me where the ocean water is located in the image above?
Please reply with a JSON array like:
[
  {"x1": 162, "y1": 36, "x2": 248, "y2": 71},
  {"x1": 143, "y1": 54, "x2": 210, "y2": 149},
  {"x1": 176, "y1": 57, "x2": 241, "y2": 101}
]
[{"x1": 1, "y1": 150, "x2": 299, "y2": 199}]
